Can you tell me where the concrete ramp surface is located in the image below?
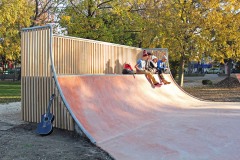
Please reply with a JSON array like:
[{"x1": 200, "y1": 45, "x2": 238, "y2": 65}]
[
  {"x1": 57, "y1": 74, "x2": 240, "y2": 160},
  {"x1": 236, "y1": 74, "x2": 240, "y2": 82}
]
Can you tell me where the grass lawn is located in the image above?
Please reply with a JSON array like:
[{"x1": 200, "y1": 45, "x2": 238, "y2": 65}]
[{"x1": 0, "y1": 81, "x2": 21, "y2": 103}]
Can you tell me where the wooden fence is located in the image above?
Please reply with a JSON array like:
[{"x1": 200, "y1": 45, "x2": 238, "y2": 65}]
[{"x1": 21, "y1": 25, "x2": 168, "y2": 131}]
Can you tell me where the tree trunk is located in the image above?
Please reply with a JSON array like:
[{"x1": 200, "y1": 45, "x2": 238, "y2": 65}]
[
  {"x1": 178, "y1": 56, "x2": 184, "y2": 87},
  {"x1": 227, "y1": 59, "x2": 233, "y2": 78}
]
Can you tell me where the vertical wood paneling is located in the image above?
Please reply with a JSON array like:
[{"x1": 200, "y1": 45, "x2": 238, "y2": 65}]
[
  {"x1": 27, "y1": 31, "x2": 31, "y2": 121},
  {"x1": 35, "y1": 30, "x2": 39, "y2": 122},
  {"x1": 33, "y1": 30, "x2": 37, "y2": 122},
  {"x1": 22, "y1": 27, "x2": 74, "y2": 131},
  {"x1": 21, "y1": 32, "x2": 25, "y2": 120}
]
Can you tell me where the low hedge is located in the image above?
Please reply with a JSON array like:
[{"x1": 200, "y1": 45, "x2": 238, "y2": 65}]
[{"x1": 202, "y1": 79, "x2": 213, "y2": 85}]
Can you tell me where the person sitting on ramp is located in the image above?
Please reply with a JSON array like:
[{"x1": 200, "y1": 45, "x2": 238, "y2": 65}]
[
  {"x1": 156, "y1": 55, "x2": 171, "y2": 85},
  {"x1": 135, "y1": 50, "x2": 161, "y2": 87}
]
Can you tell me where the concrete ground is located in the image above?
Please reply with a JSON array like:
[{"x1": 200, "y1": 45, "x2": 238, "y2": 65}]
[{"x1": 0, "y1": 102, "x2": 23, "y2": 131}]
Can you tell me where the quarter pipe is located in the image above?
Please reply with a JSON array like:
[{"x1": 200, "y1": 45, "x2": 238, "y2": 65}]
[{"x1": 57, "y1": 74, "x2": 240, "y2": 160}]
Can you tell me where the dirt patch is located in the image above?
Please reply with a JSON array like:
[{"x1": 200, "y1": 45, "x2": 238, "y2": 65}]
[
  {"x1": 215, "y1": 76, "x2": 240, "y2": 88},
  {"x1": 184, "y1": 86, "x2": 240, "y2": 102},
  {"x1": 184, "y1": 77, "x2": 240, "y2": 102},
  {"x1": 0, "y1": 102, "x2": 113, "y2": 160},
  {"x1": 0, "y1": 77, "x2": 240, "y2": 160},
  {"x1": 0, "y1": 122, "x2": 113, "y2": 160}
]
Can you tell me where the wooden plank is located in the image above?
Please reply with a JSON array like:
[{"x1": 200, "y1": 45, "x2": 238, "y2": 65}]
[{"x1": 21, "y1": 31, "x2": 25, "y2": 120}]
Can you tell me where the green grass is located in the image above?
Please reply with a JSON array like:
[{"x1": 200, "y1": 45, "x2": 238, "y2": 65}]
[{"x1": 0, "y1": 81, "x2": 21, "y2": 103}]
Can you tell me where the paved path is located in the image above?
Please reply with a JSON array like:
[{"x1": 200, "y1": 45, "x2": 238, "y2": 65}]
[{"x1": 0, "y1": 102, "x2": 24, "y2": 131}]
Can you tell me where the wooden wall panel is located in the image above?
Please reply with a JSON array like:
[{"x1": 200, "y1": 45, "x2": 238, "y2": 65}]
[
  {"x1": 52, "y1": 35, "x2": 143, "y2": 75},
  {"x1": 21, "y1": 27, "x2": 74, "y2": 131}
]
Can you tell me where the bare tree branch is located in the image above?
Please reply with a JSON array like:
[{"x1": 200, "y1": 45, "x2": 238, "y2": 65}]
[{"x1": 69, "y1": 0, "x2": 85, "y2": 15}]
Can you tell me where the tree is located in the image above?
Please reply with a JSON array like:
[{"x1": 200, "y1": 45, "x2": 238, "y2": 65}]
[
  {"x1": 58, "y1": 0, "x2": 240, "y2": 86},
  {"x1": 202, "y1": 0, "x2": 240, "y2": 76},
  {"x1": 59, "y1": 0, "x2": 152, "y2": 47},
  {"x1": 31, "y1": 0, "x2": 66, "y2": 27},
  {"x1": 0, "y1": 0, "x2": 33, "y2": 69},
  {"x1": 60, "y1": 0, "x2": 118, "y2": 42},
  {"x1": 147, "y1": 0, "x2": 207, "y2": 86},
  {"x1": 145, "y1": 0, "x2": 240, "y2": 86}
]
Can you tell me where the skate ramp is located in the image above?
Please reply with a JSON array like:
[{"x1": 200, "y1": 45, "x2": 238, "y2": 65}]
[
  {"x1": 57, "y1": 74, "x2": 240, "y2": 160},
  {"x1": 236, "y1": 74, "x2": 240, "y2": 82}
]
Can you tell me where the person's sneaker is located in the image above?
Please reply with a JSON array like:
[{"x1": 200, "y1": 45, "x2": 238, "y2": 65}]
[
  {"x1": 154, "y1": 83, "x2": 162, "y2": 87},
  {"x1": 164, "y1": 81, "x2": 171, "y2": 85},
  {"x1": 162, "y1": 80, "x2": 171, "y2": 85}
]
